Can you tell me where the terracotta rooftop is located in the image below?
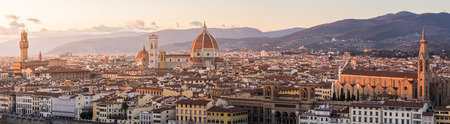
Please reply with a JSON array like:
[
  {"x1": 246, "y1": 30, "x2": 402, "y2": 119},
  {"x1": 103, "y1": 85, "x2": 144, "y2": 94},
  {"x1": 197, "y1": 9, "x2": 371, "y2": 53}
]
[
  {"x1": 350, "y1": 102, "x2": 382, "y2": 108},
  {"x1": 382, "y1": 101, "x2": 425, "y2": 108},
  {"x1": 207, "y1": 106, "x2": 247, "y2": 113},
  {"x1": 176, "y1": 99, "x2": 211, "y2": 105},
  {"x1": 342, "y1": 70, "x2": 417, "y2": 79}
]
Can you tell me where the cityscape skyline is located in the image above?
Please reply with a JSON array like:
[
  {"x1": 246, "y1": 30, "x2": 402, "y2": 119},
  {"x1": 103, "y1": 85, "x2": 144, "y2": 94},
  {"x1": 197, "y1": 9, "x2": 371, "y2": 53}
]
[{"x1": 0, "y1": 1, "x2": 449, "y2": 124}]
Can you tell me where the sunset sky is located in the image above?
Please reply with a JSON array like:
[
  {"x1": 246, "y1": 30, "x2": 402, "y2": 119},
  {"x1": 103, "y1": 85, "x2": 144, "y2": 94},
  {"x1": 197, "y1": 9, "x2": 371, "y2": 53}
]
[{"x1": 0, "y1": 0, "x2": 449, "y2": 39}]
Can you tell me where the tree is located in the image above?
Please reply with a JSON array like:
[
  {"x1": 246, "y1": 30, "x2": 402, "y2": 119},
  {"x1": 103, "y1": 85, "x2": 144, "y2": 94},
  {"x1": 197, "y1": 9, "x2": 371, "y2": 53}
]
[
  {"x1": 352, "y1": 94, "x2": 356, "y2": 101},
  {"x1": 357, "y1": 90, "x2": 360, "y2": 101},
  {"x1": 346, "y1": 90, "x2": 351, "y2": 101},
  {"x1": 332, "y1": 91, "x2": 336, "y2": 100},
  {"x1": 122, "y1": 101, "x2": 129, "y2": 112},
  {"x1": 80, "y1": 111, "x2": 93, "y2": 119}
]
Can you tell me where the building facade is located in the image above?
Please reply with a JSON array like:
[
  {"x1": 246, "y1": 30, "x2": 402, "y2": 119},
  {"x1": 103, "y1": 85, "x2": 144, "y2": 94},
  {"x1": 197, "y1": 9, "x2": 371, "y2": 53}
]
[
  {"x1": 335, "y1": 29, "x2": 449, "y2": 106},
  {"x1": 176, "y1": 99, "x2": 212, "y2": 124},
  {"x1": 206, "y1": 106, "x2": 248, "y2": 124}
]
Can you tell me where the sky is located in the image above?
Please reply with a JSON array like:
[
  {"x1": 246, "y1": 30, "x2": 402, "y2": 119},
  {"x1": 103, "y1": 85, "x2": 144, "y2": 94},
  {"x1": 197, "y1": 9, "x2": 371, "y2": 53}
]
[{"x1": 0, "y1": 0, "x2": 449, "y2": 40}]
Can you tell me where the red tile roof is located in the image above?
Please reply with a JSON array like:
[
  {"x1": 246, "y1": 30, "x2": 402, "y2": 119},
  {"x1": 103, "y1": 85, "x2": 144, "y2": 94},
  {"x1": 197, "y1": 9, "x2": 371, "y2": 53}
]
[
  {"x1": 176, "y1": 99, "x2": 211, "y2": 105},
  {"x1": 207, "y1": 106, "x2": 247, "y2": 113},
  {"x1": 342, "y1": 70, "x2": 417, "y2": 78},
  {"x1": 382, "y1": 101, "x2": 425, "y2": 108}
]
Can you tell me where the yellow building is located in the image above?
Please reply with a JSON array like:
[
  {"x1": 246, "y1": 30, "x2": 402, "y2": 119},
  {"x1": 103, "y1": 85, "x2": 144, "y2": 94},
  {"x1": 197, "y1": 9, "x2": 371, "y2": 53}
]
[
  {"x1": 176, "y1": 99, "x2": 212, "y2": 124},
  {"x1": 435, "y1": 105, "x2": 450, "y2": 124},
  {"x1": 315, "y1": 82, "x2": 332, "y2": 100},
  {"x1": 93, "y1": 98, "x2": 125, "y2": 123},
  {"x1": 279, "y1": 87, "x2": 299, "y2": 95},
  {"x1": 206, "y1": 106, "x2": 248, "y2": 124}
]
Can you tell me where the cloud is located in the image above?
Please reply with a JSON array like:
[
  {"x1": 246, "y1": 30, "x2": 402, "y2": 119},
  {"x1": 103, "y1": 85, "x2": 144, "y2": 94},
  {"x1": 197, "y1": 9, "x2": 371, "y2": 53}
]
[
  {"x1": 5, "y1": 15, "x2": 19, "y2": 20},
  {"x1": 0, "y1": 26, "x2": 20, "y2": 35},
  {"x1": 91, "y1": 25, "x2": 124, "y2": 32},
  {"x1": 150, "y1": 21, "x2": 158, "y2": 29},
  {"x1": 190, "y1": 21, "x2": 203, "y2": 27},
  {"x1": 124, "y1": 20, "x2": 154, "y2": 30},
  {"x1": 27, "y1": 18, "x2": 41, "y2": 24},
  {"x1": 125, "y1": 20, "x2": 145, "y2": 28},
  {"x1": 9, "y1": 21, "x2": 25, "y2": 28}
]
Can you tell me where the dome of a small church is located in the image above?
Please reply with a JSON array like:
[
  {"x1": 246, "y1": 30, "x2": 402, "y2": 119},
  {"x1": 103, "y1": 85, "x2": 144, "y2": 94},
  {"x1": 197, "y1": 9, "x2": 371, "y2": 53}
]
[
  {"x1": 191, "y1": 23, "x2": 219, "y2": 53},
  {"x1": 137, "y1": 45, "x2": 149, "y2": 61}
]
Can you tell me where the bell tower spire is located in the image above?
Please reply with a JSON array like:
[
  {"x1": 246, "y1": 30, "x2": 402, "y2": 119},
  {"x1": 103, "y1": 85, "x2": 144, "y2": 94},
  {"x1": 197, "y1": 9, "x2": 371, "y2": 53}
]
[
  {"x1": 417, "y1": 26, "x2": 430, "y2": 102},
  {"x1": 39, "y1": 51, "x2": 42, "y2": 61},
  {"x1": 149, "y1": 34, "x2": 159, "y2": 68}
]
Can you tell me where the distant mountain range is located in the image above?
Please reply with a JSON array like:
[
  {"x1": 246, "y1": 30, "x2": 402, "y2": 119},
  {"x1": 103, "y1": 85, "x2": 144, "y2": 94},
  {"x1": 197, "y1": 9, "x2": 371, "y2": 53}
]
[
  {"x1": 159, "y1": 11, "x2": 450, "y2": 52},
  {"x1": 251, "y1": 11, "x2": 450, "y2": 51}
]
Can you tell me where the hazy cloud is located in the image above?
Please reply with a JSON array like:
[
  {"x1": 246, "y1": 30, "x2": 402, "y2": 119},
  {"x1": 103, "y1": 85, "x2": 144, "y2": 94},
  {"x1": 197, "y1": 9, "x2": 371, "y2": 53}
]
[
  {"x1": 150, "y1": 21, "x2": 158, "y2": 29},
  {"x1": 125, "y1": 20, "x2": 145, "y2": 28},
  {"x1": 9, "y1": 21, "x2": 25, "y2": 28},
  {"x1": 91, "y1": 25, "x2": 123, "y2": 32},
  {"x1": 124, "y1": 20, "x2": 154, "y2": 30},
  {"x1": 190, "y1": 21, "x2": 203, "y2": 27},
  {"x1": 0, "y1": 26, "x2": 20, "y2": 35},
  {"x1": 5, "y1": 15, "x2": 19, "y2": 20},
  {"x1": 27, "y1": 18, "x2": 41, "y2": 24}
]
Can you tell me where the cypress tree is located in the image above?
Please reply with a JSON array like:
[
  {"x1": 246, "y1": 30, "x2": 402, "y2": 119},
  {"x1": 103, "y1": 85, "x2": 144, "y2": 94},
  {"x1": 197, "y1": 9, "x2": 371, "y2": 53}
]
[
  {"x1": 332, "y1": 91, "x2": 336, "y2": 100},
  {"x1": 346, "y1": 90, "x2": 351, "y2": 101},
  {"x1": 357, "y1": 90, "x2": 360, "y2": 101}
]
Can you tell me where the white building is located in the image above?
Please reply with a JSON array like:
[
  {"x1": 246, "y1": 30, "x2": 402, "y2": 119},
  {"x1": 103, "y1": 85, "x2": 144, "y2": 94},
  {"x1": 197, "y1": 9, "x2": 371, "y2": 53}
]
[
  {"x1": 350, "y1": 102, "x2": 382, "y2": 124},
  {"x1": 75, "y1": 93, "x2": 102, "y2": 120},
  {"x1": 139, "y1": 111, "x2": 152, "y2": 124},
  {"x1": 52, "y1": 95, "x2": 76, "y2": 119},
  {"x1": 381, "y1": 101, "x2": 427, "y2": 124},
  {"x1": 150, "y1": 107, "x2": 175, "y2": 124},
  {"x1": 38, "y1": 93, "x2": 61, "y2": 117},
  {"x1": 349, "y1": 101, "x2": 428, "y2": 124},
  {"x1": 300, "y1": 105, "x2": 345, "y2": 124},
  {"x1": 16, "y1": 93, "x2": 33, "y2": 115}
]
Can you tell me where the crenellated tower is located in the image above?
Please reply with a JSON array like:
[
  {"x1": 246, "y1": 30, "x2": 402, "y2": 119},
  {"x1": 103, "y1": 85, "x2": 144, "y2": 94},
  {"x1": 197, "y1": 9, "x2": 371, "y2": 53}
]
[{"x1": 20, "y1": 30, "x2": 29, "y2": 62}]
